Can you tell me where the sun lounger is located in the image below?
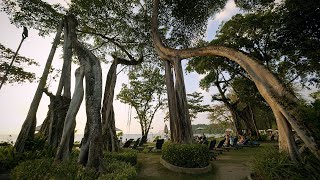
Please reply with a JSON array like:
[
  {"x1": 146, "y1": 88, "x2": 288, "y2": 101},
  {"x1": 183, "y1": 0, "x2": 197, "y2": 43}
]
[
  {"x1": 148, "y1": 139, "x2": 164, "y2": 152},
  {"x1": 122, "y1": 139, "x2": 134, "y2": 148}
]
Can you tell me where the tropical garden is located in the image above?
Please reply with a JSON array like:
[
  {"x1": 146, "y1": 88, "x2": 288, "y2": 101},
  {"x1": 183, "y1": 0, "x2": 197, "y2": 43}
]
[{"x1": 0, "y1": 0, "x2": 320, "y2": 179}]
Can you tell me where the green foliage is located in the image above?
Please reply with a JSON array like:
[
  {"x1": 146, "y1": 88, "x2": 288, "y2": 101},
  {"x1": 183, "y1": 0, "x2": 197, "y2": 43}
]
[
  {"x1": 11, "y1": 158, "x2": 54, "y2": 180},
  {"x1": 0, "y1": 144, "x2": 16, "y2": 169},
  {"x1": 117, "y1": 65, "x2": 166, "y2": 138},
  {"x1": 161, "y1": 0, "x2": 227, "y2": 46},
  {"x1": 21, "y1": 135, "x2": 55, "y2": 159},
  {"x1": 162, "y1": 142, "x2": 210, "y2": 168},
  {"x1": 299, "y1": 98, "x2": 320, "y2": 141},
  {"x1": 252, "y1": 146, "x2": 320, "y2": 179},
  {"x1": 187, "y1": 92, "x2": 211, "y2": 121},
  {"x1": 2, "y1": 0, "x2": 65, "y2": 36},
  {"x1": 11, "y1": 158, "x2": 137, "y2": 180},
  {"x1": 0, "y1": 43, "x2": 38, "y2": 85},
  {"x1": 104, "y1": 151, "x2": 138, "y2": 166},
  {"x1": 100, "y1": 160, "x2": 137, "y2": 180},
  {"x1": 117, "y1": 131, "x2": 123, "y2": 137}
]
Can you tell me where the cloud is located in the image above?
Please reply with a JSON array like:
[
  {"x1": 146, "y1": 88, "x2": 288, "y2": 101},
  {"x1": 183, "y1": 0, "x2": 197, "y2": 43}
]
[
  {"x1": 206, "y1": 0, "x2": 240, "y2": 41},
  {"x1": 213, "y1": 0, "x2": 239, "y2": 21}
]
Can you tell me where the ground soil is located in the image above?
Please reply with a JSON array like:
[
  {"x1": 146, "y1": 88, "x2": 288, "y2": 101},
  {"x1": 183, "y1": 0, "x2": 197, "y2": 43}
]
[{"x1": 136, "y1": 145, "x2": 263, "y2": 180}]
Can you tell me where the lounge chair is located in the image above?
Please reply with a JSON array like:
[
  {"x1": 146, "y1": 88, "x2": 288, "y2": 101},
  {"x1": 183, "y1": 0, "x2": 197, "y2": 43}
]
[
  {"x1": 131, "y1": 138, "x2": 140, "y2": 149},
  {"x1": 241, "y1": 139, "x2": 260, "y2": 147},
  {"x1": 148, "y1": 139, "x2": 164, "y2": 152},
  {"x1": 122, "y1": 139, "x2": 134, "y2": 148},
  {"x1": 216, "y1": 139, "x2": 231, "y2": 151},
  {"x1": 130, "y1": 138, "x2": 145, "y2": 152},
  {"x1": 208, "y1": 140, "x2": 220, "y2": 160}
]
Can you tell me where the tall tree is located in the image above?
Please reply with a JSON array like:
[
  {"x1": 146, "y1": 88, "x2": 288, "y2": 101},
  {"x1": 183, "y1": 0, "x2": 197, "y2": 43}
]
[
  {"x1": 151, "y1": 0, "x2": 320, "y2": 161},
  {"x1": 0, "y1": 43, "x2": 38, "y2": 85},
  {"x1": 117, "y1": 65, "x2": 166, "y2": 143}
]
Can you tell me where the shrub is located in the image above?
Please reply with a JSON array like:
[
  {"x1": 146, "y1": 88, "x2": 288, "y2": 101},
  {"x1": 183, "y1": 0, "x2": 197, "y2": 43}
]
[
  {"x1": 0, "y1": 144, "x2": 16, "y2": 169},
  {"x1": 162, "y1": 142, "x2": 210, "y2": 168},
  {"x1": 101, "y1": 160, "x2": 137, "y2": 180},
  {"x1": 11, "y1": 158, "x2": 137, "y2": 180},
  {"x1": 11, "y1": 158, "x2": 54, "y2": 180},
  {"x1": 104, "y1": 150, "x2": 137, "y2": 166},
  {"x1": 251, "y1": 146, "x2": 320, "y2": 179},
  {"x1": 258, "y1": 134, "x2": 268, "y2": 141}
]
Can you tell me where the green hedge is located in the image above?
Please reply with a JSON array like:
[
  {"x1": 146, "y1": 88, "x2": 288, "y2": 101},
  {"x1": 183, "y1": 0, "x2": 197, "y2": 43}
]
[
  {"x1": 252, "y1": 146, "x2": 320, "y2": 179},
  {"x1": 11, "y1": 158, "x2": 137, "y2": 180},
  {"x1": 162, "y1": 142, "x2": 210, "y2": 168},
  {"x1": 104, "y1": 150, "x2": 137, "y2": 166}
]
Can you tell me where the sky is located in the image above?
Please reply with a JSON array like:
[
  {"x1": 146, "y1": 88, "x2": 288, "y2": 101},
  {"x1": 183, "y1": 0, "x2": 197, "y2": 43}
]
[{"x1": 1, "y1": 0, "x2": 314, "y2": 136}]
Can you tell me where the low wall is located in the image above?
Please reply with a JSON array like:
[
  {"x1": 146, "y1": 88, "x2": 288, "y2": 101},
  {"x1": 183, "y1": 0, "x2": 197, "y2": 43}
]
[{"x1": 160, "y1": 157, "x2": 212, "y2": 174}]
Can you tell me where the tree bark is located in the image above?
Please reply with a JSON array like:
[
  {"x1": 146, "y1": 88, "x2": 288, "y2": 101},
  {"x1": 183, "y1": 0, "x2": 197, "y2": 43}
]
[
  {"x1": 56, "y1": 16, "x2": 73, "y2": 98},
  {"x1": 102, "y1": 60, "x2": 119, "y2": 152},
  {"x1": 75, "y1": 40, "x2": 103, "y2": 170},
  {"x1": 74, "y1": 41, "x2": 103, "y2": 170},
  {"x1": 164, "y1": 60, "x2": 179, "y2": 142},
  {"x1": 47, "y1": 95, "x2": 70, "y2": 149},
  {"x1": 152, "y1": 0, "x2": 320, "y2": 160},
  {"x1": 14, "y1": 20, "x2": 64, "y2": 153},
  {"x1": 272, "y1": 108, "x2": 301, "y2": 161},
  {"x1": 56, "y1": 67, "x2": 84, "y2": 161},
  {"x1": 173, "y1": 60, "x2": 193, "y2": 143}
]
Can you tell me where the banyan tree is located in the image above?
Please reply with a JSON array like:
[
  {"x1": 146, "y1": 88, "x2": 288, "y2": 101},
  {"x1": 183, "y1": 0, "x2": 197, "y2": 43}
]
[
  {"x1": 4, "y1": 0, "x2": 147, "y2": 170},
  {"x1": 151, "y1": 0, "x2": 320, "y2": 161}
]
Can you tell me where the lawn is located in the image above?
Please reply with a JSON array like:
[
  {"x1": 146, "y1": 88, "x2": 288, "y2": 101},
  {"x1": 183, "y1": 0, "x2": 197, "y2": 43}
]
[{"x1": 136, "y1": 142, "x2": 276, "y2": 180}]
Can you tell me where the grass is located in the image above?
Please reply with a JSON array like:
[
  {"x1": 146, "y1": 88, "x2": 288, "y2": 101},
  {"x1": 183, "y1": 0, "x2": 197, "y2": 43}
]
[{"x1": 136, "y1": 142, "x2": 276, "y2": 180}]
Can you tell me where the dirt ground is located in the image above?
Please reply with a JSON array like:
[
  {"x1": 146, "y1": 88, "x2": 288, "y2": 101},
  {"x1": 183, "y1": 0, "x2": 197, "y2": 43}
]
[{"x1": 137, "y1": 146, "x2": 261, "y2": 180}]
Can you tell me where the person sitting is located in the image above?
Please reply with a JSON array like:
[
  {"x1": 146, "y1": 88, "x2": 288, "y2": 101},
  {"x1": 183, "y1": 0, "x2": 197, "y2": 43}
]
[
  {"x1": 223, "y1": 134, "x2": 230, "y2": 147},
  {"x1": 237, "y1": 135, "x2": 245, "y2": 145}
]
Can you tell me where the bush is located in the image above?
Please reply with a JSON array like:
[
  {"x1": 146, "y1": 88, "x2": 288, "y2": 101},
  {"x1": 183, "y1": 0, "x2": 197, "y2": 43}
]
[
  {"x1": 11, "y1": 158, "x2": 54, "y2": 180},
  {"x1": 0, "y1": 144, "x2": 16, "y2": 169},
  {"x1": 100, "y1": 160, "x2": 137, "y2": 180},
  {"x1": 162, "y1": 142, "x2": 210, "y2": 168},
  {"x1": 11, "y1": 158, "x2": 137, "y2": 180},
  {"x1": 104, "y1": 150, "x2": 137, "y2": 166},
  {"x1": 252, "y1": 146, "x2": 320, "y2": 179},
  {"x1": 258, "y1": 134, "x2": 268, "y2": 141}
]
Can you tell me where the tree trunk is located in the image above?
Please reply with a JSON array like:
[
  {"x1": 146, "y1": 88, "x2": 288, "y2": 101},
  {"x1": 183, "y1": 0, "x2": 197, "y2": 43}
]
[
  {"x1": 14, "y1": 20, "x2": 64, "y2": 153},
  {"x1": 228, "y1": 106, "x2": 242, "y2": 135},
  {"x1": 75, "y1": 40, "x2": 103, "y2": 170},
  {"x1": 272, "y1": 108, "x2": 301, "y2": 161},
  {"x1": 56, "y1": 17, "x2": 72, "y2": 98},
  {"x1": 102, "y1": 60, "x2": 119, "y2": 152},
  {"x1": 46, "y1": 95, "x2": 70, "y2": 149},
  {"x1": 38, "y1": 104, "x2": 51, "y2": 138},
  {"x1": 164, "y1": 60, "x2": 180, "y2": 142},
  {"x1": 152, "y1": 0, "x2": 320, "y2": 160},
  {"x1": 56, "y1": 67, "x2": 84, "y2": 161},
  {"x1": 173, "y1": 60, "x2": 193, "y2": 143}
]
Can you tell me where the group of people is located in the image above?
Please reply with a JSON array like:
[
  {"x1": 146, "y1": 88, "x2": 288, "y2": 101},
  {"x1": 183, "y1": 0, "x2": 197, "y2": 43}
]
[
  {"x1": 194, "y1": 133, "x2": 209, "y2": 144},
  {"x1": 223, "y1": 131, "x2": 246, "y2": 147}
]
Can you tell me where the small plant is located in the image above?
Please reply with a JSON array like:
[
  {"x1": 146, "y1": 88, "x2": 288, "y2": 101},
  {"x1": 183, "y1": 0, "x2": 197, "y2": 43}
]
[
  {"x1": 251, "y1": 146, "x2": 320, "y2": 179},
  {"x1": 0, "y1": 144, "x2": 16, "y2": 169},
  {"x1": 11, "y1": 158, "x2": 137, "y2": 180},
  {"x1": 104, "y1": 150, "x2": 137, "y2": 166},
  {"x1": 162, "y1": 142, "x2": 210, "y2": 168}
]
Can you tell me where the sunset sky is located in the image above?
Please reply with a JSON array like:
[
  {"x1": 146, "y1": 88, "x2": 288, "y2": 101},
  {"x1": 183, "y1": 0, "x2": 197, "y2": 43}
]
[{"x1": 2, "y1": 0, "x2": 313, "y2": 136}]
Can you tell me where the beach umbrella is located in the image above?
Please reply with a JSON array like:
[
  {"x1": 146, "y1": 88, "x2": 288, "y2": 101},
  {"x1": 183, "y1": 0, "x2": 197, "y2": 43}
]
[
  {"x1": 196, "y1": 127, "x2": 205, "y2": 131},
  {"x1": 164, "y1": 124, "x2": 168, "y2": 134}
]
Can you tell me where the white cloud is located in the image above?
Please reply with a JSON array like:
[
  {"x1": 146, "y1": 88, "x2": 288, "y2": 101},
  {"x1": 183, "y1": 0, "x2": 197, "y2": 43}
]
[{"x1": 206, "y1": 0, "x2": 240, "y2": 41}]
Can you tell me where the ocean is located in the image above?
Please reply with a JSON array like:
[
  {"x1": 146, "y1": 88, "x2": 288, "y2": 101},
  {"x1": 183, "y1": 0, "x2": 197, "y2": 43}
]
[{"x1": 0, "y1": 134, "x2": 159, "y2": 144}]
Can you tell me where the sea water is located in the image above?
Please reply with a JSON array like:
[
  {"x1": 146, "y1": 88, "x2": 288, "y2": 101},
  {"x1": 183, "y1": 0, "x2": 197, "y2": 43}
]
[{"x1": 0, "y1": 134, "x2": 159, "y2": 143}]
